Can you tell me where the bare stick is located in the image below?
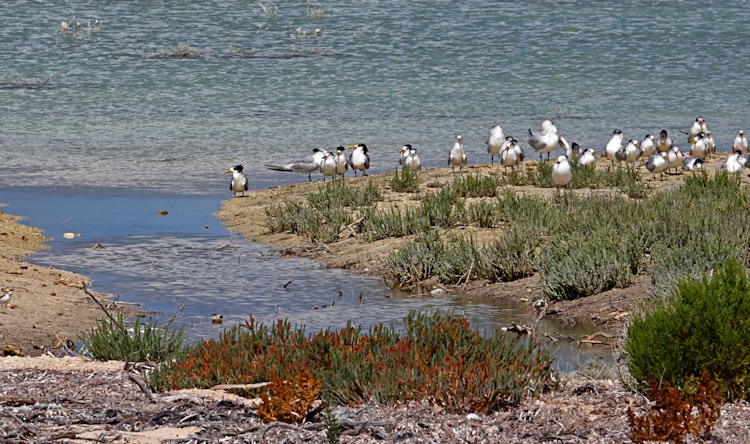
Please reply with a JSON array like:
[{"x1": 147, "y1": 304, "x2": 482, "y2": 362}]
[
  {"x1": 127, "y1": 372, "x2": 155, "y2": 402},
  {"x1": 160, "y1": 301, "x2": 186, "y2": 330},
  {"x1": 83, "y1": 283, "x2": 125, "y2": 333},
  {"x1": 211, "y1": 382, "x2": 271, "y2": 391}
]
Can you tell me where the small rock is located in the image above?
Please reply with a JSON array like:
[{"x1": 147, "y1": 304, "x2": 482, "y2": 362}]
[{"x1": 157, "y1": 210, "x2": 169, "y2": 216}]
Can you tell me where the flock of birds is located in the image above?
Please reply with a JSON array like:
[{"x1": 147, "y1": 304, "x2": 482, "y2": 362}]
[{"x1": 224, "y1": 116, "x2": 750, "y2": 197}]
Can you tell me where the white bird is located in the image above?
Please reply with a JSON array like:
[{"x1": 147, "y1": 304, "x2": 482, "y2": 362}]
[
  {"x1": 667, "y1": 146, "x2": 684, "y2": 173},
  {"x1": 527, "y1": 120, "x2": 560, "y2": 161},
  {"x1": 733, "y1": 130, "x2": 748, "y2": 154},
  {"x1": 657, "y1": 129, "x2": 672, "y2": 153},
  {"x1": 689, "y1": 132, "x2": 709, "y2": 159},
  {"x1": 266, "y1": 148, "x2": 326, "y2": 181},
  {"x1": 224, "y1": 165, "x2": 248, "y2": 197},
  {"x1": 448, "y1": 134, "x2": 467, "y2": 173},
  {"x1": 486, "y1": 124, "x2": 505, "y2": 165},
  {"x1": 551, "y1": 155, "x2": 572, "y2": 192},
  {"x1": 682, "y1": 156, "x2": 704, "y2": 172},
  {"x1": 640, "y1": 134, "x2": 656, "y2": 160},
  {"x1": 399, "y1": 144, "x2": 411, "y2": 168},
  {"x1": 721, "y1": 151, "x2": 744, "y2": 173},
  {"x1": 645, "y1": 152, "x2": 669, "y2": 180},
  {"x1": 347, "y1": 143, "x2": 371, "y2": 176},
  {"x1": 333, "y1": 146, "x2": 349, "y2": 178},
  {"x1": 577, "y1": 148, "x2": 599, "y2": 168},
  {"x1": 565, "y1": 142, "x2": 582, "y2": 163},
  {"x1": 319, "y1": 150, "x2": 338, "y2": 180},
  {"x1": 604, "y1": 129, "x2": 624, "y2": 164},
  {"x1": 0, "y1": 289, "x2": 11, "y2": 313},
  {"x1": 705, "y1": 131, "x2": 716, "y2": 158},
  {"x1": 500, "y1": 137, "x2": 523, "y2": 171},
  {"x1": 622, "y1": 139, "x2": 641, "y2": 164},
  {"x1": 687, "y1": 116, "x2": 707, "y2": 144},
  {"x1": 404, "y1": 147, "x2": 421, "y2": 171}
]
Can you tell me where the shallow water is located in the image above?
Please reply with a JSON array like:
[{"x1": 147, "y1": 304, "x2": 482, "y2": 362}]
[{"x1": 6, "y1": 1, "x2": 740, "y2": 368}]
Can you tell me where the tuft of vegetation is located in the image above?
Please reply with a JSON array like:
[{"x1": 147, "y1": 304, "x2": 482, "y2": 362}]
[
  {"x1": 265, "y1": 202, "x2": 352, "y2": 243},
  {"x1": 626, "y1": 259, "x2": 750, "y2": 402},
  {"x1": 451, "y1": 174, "x2": 501, "y2": 198},
  {"x1": 148, "y1": 311, "x2": 557, "y2": 414},
  {"x1": 80, "y1": 312, "x2": 184, "y2": 362},
  {"x1": 307, "y1": 179, "x2": 381, "y2": 209},
  {"x1": 156, "y1": 43, "x2": 205, "y2": 58},
  {"x1": 627, "y1": 370, "x2": 723, "y2": 443},
  {"x1": 480, "y1": 224, "x2": 542, "y2": 282},
  {"x1": 258, "y1": 367, "x2": 321, "y2": 424},
  {"x1": 389, "y1": 168, "x2": 420, "y2": 193}
]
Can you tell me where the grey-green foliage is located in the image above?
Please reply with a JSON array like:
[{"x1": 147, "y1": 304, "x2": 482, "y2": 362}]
[
  {"x1": 480, "y1": 224, "x2": 542, "y2": 282},
  {"x1": 81, "y1": 312, "x2": 184, "y2": 362}
]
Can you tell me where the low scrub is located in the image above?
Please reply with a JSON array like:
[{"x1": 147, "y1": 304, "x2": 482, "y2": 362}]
[
  {"x1": 480, "y1": 224, "x2": 542, "y2": 282},
  {"x1": 148, "y1": 311, "x2": 557, "y2": 414},
  {"x1": 389, "y1": 168, "x2": 420, "y2": 193},
  {"x1": 451, "y1": 174, "x2": 501, "y2": 198},
  {"x1": 80, "y1": 312, "x2": 184, "y2": 362},
  {"x1": 626, "y1": 259, "x2": 750, "y2": 402}
]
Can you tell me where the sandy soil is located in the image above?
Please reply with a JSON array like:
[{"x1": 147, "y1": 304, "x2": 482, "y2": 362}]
[
  {"x1": 0, "y1": 206, "x2": 123, "y2": 357},
  {"x1": 1, "y1": 355, "x2": 749, "y2": 443},
  {"x1": 216, "y1": 152, "x2": 746, "y2": 335}
]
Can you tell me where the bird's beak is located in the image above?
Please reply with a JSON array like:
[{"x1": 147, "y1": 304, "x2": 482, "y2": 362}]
[
  {"x1": 592, "y1": 151, "x2": 599, "y2": 155},
  {"x1": 346, "y1": 145, "x2": 357, "y2": 149},
  {"x1": 223, "y1": 169, "x2": 233, "y2": 174}
]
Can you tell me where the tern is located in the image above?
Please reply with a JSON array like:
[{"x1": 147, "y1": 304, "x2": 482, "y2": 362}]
[
  {"x1": 565, "y1": 142, "x2": 582, "y2": 163},
  {"x1": 319, "y1": 150, "x2": 338, "y2": 180},
  {"x1": 577, "y1": 148, "x2": 598, "y2": 168},
  {"x1": 486, "y1": 124, "x2": 505, "y2": 165},
  {"x1": 224, "y1": 165, "x2": 248, "y2": 197},
  {"x1": 404, "y1": 147, "x2": 421, "y2": 171},
  {"x1": 604, "y1": 129, "x2": 624, "y2": 164},
  {"x1": 551, "y1": 155, "x2": 572, "y2": 192},
  {"x1": 0, "y1": 289, "x2": 11, "y2": 313},
  {"x1": 657, "y1": 129, "x2": 672, "y2": 153},
  {"x1": 687, "y1": 116, "x2": 707, "y2": 144},
  {"x1": 705, "y1": 131, "x2": 716, "y2": 158},
  {"x1": 682, "y1": 156, "x2": 704, "y2": 172},
  {"x1": 733, "y1": 130, "x2": 748, "y2": 154},
  {"x1": 347, "y1": 143, "x2": 371, "y2": 176},
  {"x1": 448, "y1": 134, "x2": 467, "y2": 172},
  {"x1": 500, "y1": 137, "x2": 523, "y2": 171},
  {"x1": 667, "y1": 146, "x2": 684, "y2": 173},
  {"x1": 399, "y1": 144, "x2": 411, "y2": 168},
  {"x1": 266, "y1": 148, "x2": 326, "y2": 181},
  {"x1": 721, "y1": 151, "x2": 744, "y2": 173},
  {"x1": 640, "y1": 134, "x2": 656, "y2": 160},
  {"x1": 645, "y1": 152, "x2": 669, "y2": 180},
  {"x1": 528, "y1": 119, "x2": 560, "y2": 161},
  {"x1": 333, "y1": 146, "x2": 349, "y2": 178},
  {"x1": 689, "y1": 132, "x2": 709, "y2": 159}
]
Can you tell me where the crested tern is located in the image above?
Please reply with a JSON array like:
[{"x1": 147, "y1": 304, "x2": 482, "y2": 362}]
[
  {"x1": 334, "y1": 146, "x2": 349, "y2": 178},
  {"x1": 319, "y1": 150, "x2": 338, "y2": 180},
  {"x1": 224, "y1": 164, "x2": 248, "y2": 197},
  {"x1": 527, "y1": 119, "x2": 560, "y2": 161},
  {"x1": 721, "y1": 151, "x2": 744, "y2": 173},
  {"x1": 500, "y1": 137, "x2": 523, "y2": 171},
  {"x1": 551, "y1": 155, "x2": 572, "y2": 192},
  {"x1": 682, "y1": 156, "x2": 704, "y2": 172},
  {"x1": 577, "y1": 148, "x2": 598, "y2": 168},
  {"x1": 604, "y1": 129, "x2": 624, "y2": 164},
  {"x1": 689, "y1": 132, "x2": 708, "y2": 159},
  {"x1": 733, "y1": 130, "x2": 748, "y2": 154},
  {"x1": 448, "y1": 134, "x2": 467, "y2": 172},
  {"x1": 640, "y1": 134, "x2": 656, "y2": 160},
  {"x1": 486, "y1": 124, "x2": 505, "y2": 165},
  {"x1": 657, "y1": 129, "x2": 672, "y2": 153},
  {"x1": 645, "y1": 152, "x2": 669, "y2": 180},
  {"x1": 566, "y1": 142, "x2": 581, "y2": 162},
  {"x1": 667, "y1": 146, "x2": 684, "y2": 173},
  {"x1": 705, "y1": 131, "x2": 716, "y2": 157},
  {"x1": 404, "y1": 147, "x2": 421, "y2": 171},
  {"x1": 399, "y1": 144, "x2": 411, "y2": 168},
  {"x1": 347, "y1": 143, "x2": 371, "y2": 176},
  {"x1": 687, "y1": 116, "x2": 707, "y2": 144},
  {"x1": 622, "y1": 139, "x2": 641, "y2": 165},
  {"x1": 266, "y1": 148, "x2": 325, "y2": 181}
]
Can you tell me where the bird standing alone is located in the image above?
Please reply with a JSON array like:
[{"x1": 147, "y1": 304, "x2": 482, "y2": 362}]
[
  {"x1": 224, "y1": 165, "x2": 248, "y2": 197},
  {"x1": 448, "y1": 134, "x2": 467, "y2": 173}
]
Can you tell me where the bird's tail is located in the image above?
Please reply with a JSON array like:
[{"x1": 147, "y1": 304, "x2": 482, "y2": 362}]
[
  {"x1": 265, "y1": 164, "x2": 292, "y2": 172},
  {"x1": 528, "y1": 128, "x2": 534, "y2": 137}
]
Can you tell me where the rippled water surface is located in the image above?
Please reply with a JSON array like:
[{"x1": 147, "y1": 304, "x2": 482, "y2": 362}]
[{"x1": 2, "y1": 1, "x2": 747, "y2": 367}]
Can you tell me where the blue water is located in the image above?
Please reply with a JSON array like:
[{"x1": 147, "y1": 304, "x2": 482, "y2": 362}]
[{"x1": 3, "y1": 1, "x2": 743, "y2": 366}]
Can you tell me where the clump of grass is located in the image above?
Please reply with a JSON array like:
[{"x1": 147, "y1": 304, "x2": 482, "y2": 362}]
[
  {"x1": 419, "y1": 187, "x2": 465, "y2": 228},
  {"x1": 435, "y1": 235, "x2": 481, "y2": 284},
  {"x1": 359, "y1": 205, "x2": 429, "y2": 241},
  {"x1": 479, "y1": 224, "x2": 542, "y2": 282},
  {"x1": 389, "y1": 168, "x2": 420, "y2": 193},
  {"x1": 308, "y1": 179, "x2": 381, "y2": 209},
  {"x1": 464, "y1": 200, "x2": 500, "y2": 228},
  {"x1": 148, "y1": 311, "x2": 557, "y2": 414},
  {"x1": 265, "y1": 202, "x2": 351, "y2": 243},
  {"x1": 626, "y1": 258, "x2": 750, "y2": 402},
  {"x1": 452, "y1": 174, "x2": 501, "y2": 198},
  {"x1": 532, "y1": 161, "x2": 555, "y2": 188},
  {"x1": 384, "y1": 231, "x2": 443, "y2": 287},
  {"x1": 80, "y1": 312, "x2": 184, "y2": 362}
]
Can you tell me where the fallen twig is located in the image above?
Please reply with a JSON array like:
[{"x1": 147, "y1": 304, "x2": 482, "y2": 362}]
[
  {"x1": 127, "y1": 372, "x2": 155, "y2": 403},
  {"x1": 211, "y1": 382, "x2": 271, "y2": 391},
  {"x1": 83, "y1": 283, "x2": 125, "y2": 333},
  {"x1": 160, "y1": 301, "x2": 186, "y2": 330}
]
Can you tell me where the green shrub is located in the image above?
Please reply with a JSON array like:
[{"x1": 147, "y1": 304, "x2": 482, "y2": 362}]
[
  {"x1": 480, "y1": 225, "x2": 542, "y2": 282},
  {"x1": 452, "y1": 174, "x2": 501, "y2": 198},
  {"x1": 148, "y1": 311, "x2": 557, "y2": 414},
  {"x1": 626, "y1": 259, "x2": 750, "y2": 402},
  {"x1": 389, "y1": 168, "x2": 420, "y2": 193},
  {"x1": 419, "y1": 187, "x2": 465, "y2": 228},
  {"x1": 464, "y1": 200, "x2": 500, "y2": 228},
  {"x1": 540, "y1": 231, "x2": 634, "y2": 301},
  {"x1": 307, "y1": 179, "x2": 381, "y2": 209},
  {"x1": 435, "y1": 235, "x2": 481, "y2": 284},
  {"x1": 384, "y1": 231, "x2": 444, "y2": 287},
  {"x1": 265, "y1": 202, "x2": 351, "y2": 243},
  {"x1": 80, "y1": 312, "x2": 184, "y2": 362}
]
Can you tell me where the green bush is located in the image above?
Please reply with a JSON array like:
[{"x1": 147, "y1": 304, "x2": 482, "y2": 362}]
[
  {"x1": 626, "y1": 259, "x2": 750, "y2": 402},
  {"x1": 452, "y1": 174, "x2": 501, "y2": 198},
  {"x1": 80, "y1": 312, "x2": 184, "y2": 362},
  {"x1": 480, "y1": 225, "x2": 542, "y2": 282},
  {"x1": 148, "y1": 311, "x2": 557, "y2": 414},
  {"x1": 389, "y1": 168, "x2": 420, "y2": 193}
]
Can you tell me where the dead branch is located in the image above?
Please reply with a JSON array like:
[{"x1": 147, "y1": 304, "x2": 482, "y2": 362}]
[
  {"x1": 340, "y1": 216, "x2": 365, "y2": 235},
  {"x1": 160, "y1": 301, "x2": 186, "y2": 330},
  {"x1": 83, "y1": 283, "x2": 125, "y2": 333},
  {"x1": 210, "y1": 382, "x2": 271, "y2": 391},
  {"x1": 126, "y1": 372, "x2": 155, "y2": 403}
]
